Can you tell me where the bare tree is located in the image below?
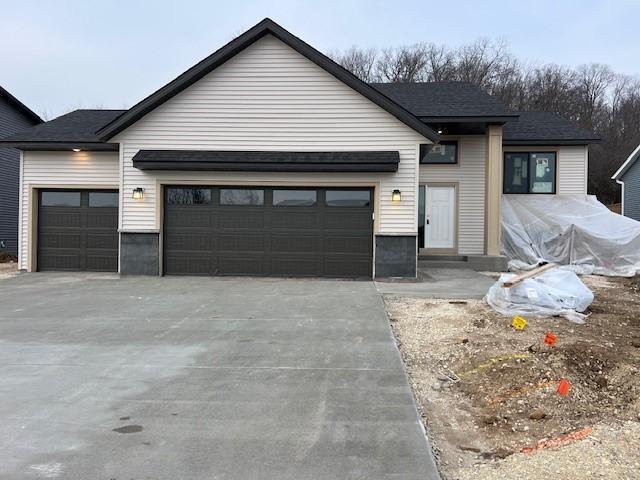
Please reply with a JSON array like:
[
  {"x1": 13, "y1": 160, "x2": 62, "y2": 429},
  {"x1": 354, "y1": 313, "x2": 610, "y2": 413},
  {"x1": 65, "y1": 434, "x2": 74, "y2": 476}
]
[
  {"x1": 375, "y1": 44, "x2": 429, "y2": 82},
  {"x1": 330, "y1": 46, "x2": 377, "y2": 82}
]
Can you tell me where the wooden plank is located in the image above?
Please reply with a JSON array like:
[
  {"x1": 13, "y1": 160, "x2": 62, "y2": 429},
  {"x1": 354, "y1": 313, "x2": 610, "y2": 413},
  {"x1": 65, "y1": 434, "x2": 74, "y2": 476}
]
[{"x1": 501, "y1": 263, "x2": 557, "y2": 288}]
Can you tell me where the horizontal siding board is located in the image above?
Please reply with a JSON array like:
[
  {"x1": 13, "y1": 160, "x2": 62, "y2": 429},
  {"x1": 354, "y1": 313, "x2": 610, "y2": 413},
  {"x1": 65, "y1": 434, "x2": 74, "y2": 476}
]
[
  {"x1": 1, "y1": 98, "x2": 39, "y2": 256},
  {"x1": 19, "y1": 151, "x2": 119, "y2": 270},
  {"x1": 622, "y1": 160, "x2": 640, "y2": 221},
  {"x1": 114, "y1": 35, "x2": 425, "y2": 234},
  {"x1": 557, "y1": 146, "x2": 588, "y2": 195}
]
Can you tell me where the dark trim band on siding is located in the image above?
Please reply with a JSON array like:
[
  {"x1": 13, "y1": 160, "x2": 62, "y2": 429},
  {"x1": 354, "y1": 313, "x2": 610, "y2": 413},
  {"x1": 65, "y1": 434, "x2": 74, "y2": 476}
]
[
  {"x1": 96, "y1": 18, "x2": 439, "y2": 143},
  {"x1": 502, "y1": 139, "x2": 601, "y2": 146},
  {"x1": 0, "y1": 142, "x2": 120, "y2": 151},
  {"x1": 132, "y1": 150, "x2": 400, "y2": 172}
]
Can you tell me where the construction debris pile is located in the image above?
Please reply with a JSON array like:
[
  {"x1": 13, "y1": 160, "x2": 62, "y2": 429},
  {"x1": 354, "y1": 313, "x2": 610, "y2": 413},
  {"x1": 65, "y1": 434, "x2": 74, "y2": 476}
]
[
  {"x1": 486, "y1": 265, "x2": 594, "y2": 323},
  {"x1": 502, "y1": 194, "x2": 640, "y2": 277}
]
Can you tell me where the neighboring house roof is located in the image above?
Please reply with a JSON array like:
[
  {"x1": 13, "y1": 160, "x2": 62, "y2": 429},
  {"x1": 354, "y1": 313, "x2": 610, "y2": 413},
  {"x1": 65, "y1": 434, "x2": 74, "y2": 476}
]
[
  {"x1": 0, "y1": 85, "x2": 43, "y2": 125},
  {"x1": 371, "y1": 82, "x2": 518, "y2": 122},
  {"x1": 503, "y1": 111, "x2": 600, "y2": 145},
  {"x1": 96, "y1": 18, "x2": 439, "y2": 142},
  {"x1": 612, "y1": 144, "x2": 640, "y2": 181},
  {"x1": 132, "y1": 150, "x2": 400, "y2": 172},
  {"x1": 0, "y1": 109, "x2": 124, "y2": 150}
]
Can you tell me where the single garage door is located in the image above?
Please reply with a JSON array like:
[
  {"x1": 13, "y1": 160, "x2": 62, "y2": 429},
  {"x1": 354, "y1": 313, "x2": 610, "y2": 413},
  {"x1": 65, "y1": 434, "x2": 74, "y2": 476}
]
[
  {"x1": 164, "y1": 186, "x2": 373, "y2": 277},
  {"x1": 37, "y1": 190, "x2": 119, "y2": 272}
]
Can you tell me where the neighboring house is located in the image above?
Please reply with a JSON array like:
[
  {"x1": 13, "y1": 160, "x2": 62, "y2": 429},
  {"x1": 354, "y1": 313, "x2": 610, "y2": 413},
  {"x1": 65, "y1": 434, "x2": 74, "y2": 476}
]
[
  {"x1": 0, "y1": 86, "x2": 42, "y2": 256},
  {"x1": 0, "y1": 19, "x2": 599, "y2": 278},
  {"x1": 612, "y1": 144, "x2": 640, "y2": 221}
]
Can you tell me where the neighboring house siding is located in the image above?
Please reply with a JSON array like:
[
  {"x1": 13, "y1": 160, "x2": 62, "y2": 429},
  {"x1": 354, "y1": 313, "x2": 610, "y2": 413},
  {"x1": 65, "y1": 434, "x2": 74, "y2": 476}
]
[
  {"x1": 0, "y1": 98, "x2": 36, "y2": 256},
  {"x1": 557, "y1": 146, "x2": 588, "y2": 195},
  {"x1": 19, "y1": 151, "x2": 119, "y2": 270},
  {"x1": 419, "y1": 136, "x2": 486, "y2": 255},
  {"x1": 113, "y1": 34, "x2": 426, "y2": 235},
  {"x1": 622, "y1": 160, "x2": 640, "y2": 221}
]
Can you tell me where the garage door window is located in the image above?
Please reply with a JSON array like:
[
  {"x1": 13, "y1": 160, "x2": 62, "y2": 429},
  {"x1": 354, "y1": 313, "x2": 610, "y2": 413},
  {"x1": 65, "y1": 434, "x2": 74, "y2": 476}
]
[
  {"x1": 273, "y1": 190, "x2": 317, "y2": 206},
  {"x1": 220, "y1": 189, "x2": 264, "y2": 206},
  {"x1": 167, "y1": 188, "x2": 212, "y2": 205},
  {"x1": 41, "y1": 191, "x2": 81, "y2": 207},
  {"x1": 89, "y1": 192, "x2": 119, "y2": 207},
  {"x1": 326, "y1": 190, "x2": 371, "y2": 207}
]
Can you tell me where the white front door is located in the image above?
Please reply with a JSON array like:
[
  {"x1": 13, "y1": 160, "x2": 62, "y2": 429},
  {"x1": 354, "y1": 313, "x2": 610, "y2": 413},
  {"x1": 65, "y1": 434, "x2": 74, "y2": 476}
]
[{"x1": 425, "y1": 185, "x2": 456, "y2": 250}]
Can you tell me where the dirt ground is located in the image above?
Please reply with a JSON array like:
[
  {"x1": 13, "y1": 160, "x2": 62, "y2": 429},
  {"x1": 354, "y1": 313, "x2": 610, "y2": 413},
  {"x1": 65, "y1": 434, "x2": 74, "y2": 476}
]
[
  {"x1": 385, "y1": 275, "x2": 640, "y2": 480},
  {"x1": 0, "y1": 261, "x2": 18, "y2": 280}
]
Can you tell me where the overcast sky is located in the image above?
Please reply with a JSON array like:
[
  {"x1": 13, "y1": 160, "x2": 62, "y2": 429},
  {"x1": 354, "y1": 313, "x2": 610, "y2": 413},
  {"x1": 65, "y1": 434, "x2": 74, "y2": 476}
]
[{"x1": 2, "y1": 0, "x2": 639, "y2": 119}]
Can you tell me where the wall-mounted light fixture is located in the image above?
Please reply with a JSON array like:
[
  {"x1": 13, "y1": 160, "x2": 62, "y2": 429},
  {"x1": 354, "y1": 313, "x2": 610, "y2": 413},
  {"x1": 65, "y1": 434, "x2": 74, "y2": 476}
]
[
  {"x1": 132, "y1": 187, "x2": 145, "y2": 200},
  {"x1": 391, "y1": 189, "x2": 402, "y2": 203},
  {"x1": 72, "y1": 148, "x2": 81, "y2": 152}
]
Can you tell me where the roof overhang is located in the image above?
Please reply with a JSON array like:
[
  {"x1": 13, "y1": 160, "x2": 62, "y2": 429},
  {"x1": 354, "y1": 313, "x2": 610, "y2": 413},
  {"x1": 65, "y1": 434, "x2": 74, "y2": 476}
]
[
  {"x1": 132, "y1": 150, "x2": 400, "y2": 172},
  {"x1": 97, "y1": 18, "x2": 439, "y2": 143},
  {"x1": 419, "y1": 115, "x2": 518, "y2": 123},
  {"x1": 0, "y1": 141, "x2": 119, "y2": 151},
  {"x1": 503, "y1": 139, "x2": 601, "y2": 146},
  {"x1": 612, "y1": 144, "x2": 640, "y2": 180}
]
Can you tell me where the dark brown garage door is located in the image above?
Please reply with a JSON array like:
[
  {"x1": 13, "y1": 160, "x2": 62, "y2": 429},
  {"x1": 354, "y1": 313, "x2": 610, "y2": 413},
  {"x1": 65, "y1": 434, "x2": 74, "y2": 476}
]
[
  {"x1": 164, "y1": 186, "x2": 373, "y2": 277},
  {"x1": 37, "y1": 190, "x2": 119, "y2": 272}
]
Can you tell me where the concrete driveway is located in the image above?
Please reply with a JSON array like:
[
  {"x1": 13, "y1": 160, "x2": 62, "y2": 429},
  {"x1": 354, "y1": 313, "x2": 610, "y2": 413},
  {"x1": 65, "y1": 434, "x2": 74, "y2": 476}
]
[{"x1": 0, "y1": 273, "x2": 439, "y2": 480}]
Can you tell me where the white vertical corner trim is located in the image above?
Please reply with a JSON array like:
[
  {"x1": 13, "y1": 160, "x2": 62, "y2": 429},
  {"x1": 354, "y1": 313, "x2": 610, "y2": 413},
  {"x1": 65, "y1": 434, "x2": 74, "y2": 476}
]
[
  {"x1": 17, "y1": 150, "x2": 24, "y2": 270},
  {"x1": 19, "y1": 151, "x2": 120, "y2": 271},
  {"x1": 113, "y1": 34, "x2": 426, "y2": 235}
]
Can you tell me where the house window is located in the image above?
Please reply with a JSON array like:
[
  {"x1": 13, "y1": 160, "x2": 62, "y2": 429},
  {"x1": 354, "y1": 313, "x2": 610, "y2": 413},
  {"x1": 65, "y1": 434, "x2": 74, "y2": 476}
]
[
  {"x1": 220, "y1": 189, "x2": 264, "y2": 206},
  {"x1": 420, "y1": 141, "x2": 458, "y2": 164},
  {"x1": 504, "y1": 152, "x2": 556, "y2": 194},
  {"x1": 272, "y1": 190, "x2": 317, "y2": 206},
  {"x1": 166, "y1": 188, "x2": 212, "y2": 205},
  {"x1": 325, "y1": 190, "x2": 370, "y2": 207}
]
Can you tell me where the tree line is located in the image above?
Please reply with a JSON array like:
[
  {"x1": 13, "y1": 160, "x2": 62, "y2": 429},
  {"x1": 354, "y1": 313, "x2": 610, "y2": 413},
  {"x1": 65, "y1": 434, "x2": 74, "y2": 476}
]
[{"x1": 330, "y1": 40, "x2": 640, "y2": 205}]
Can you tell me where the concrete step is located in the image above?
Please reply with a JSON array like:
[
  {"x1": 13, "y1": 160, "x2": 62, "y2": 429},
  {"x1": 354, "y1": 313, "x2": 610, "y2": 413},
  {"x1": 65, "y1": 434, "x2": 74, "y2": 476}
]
[{"x1": 418, "y1": 260, "x2": 471, "y2": 269}]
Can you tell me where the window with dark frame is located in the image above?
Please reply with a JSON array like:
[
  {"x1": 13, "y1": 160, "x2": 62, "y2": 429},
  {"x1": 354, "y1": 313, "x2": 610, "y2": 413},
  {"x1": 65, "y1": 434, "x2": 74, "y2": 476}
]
[
  {"x1": 420, "y1": 141, "x2": 458, "y2": 164},
  {"x1": 503, "y1": 152, "x2": 557, "y2": 194}
]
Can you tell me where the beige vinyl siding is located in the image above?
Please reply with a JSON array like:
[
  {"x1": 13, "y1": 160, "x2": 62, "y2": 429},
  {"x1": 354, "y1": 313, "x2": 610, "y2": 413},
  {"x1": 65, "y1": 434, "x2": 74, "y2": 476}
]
[
  {"x1": 113, "y1": 34, "x2": 426, "y2": 234},
  {"x1": 557, "y1": 146, "x2": 588, "y2": 195},
  {"x1": 419, "y1": 136, "x2": 486, "y2": 255},
  {"x1": 18, "y1": 151, "x2": 119, "y2": 270}
]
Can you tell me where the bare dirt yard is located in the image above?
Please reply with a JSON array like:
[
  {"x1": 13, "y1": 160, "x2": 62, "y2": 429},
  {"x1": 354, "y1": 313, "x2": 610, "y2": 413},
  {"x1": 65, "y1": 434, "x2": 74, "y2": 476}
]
[
  {"x1": 385, "y1": 275, "x2": 640, "y2": 480},
  {"x1": 0, "y1": 261, "x2": 18, "y2": 280}
]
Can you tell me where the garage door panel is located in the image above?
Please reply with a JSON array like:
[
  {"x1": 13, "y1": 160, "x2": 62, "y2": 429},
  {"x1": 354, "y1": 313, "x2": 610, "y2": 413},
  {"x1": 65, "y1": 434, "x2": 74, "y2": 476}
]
[
  {"x1": 86, "y1": 232, "x2": 119, "y2": 250},
  {"x1": 165, "y1": 255, "x2": 213, "y2": 275},
  {"x1": 164, "y1": 186, "x2": 372, "y2": 278},
  {"x1": 165, "y1": 210, "x2": 212, "y2": 228},
  {"x1": 38, "y1": 232, "x2": 82, "y2": 249},
  {"x1": 217, "y1": 234, "x2": 265, "y2": 253},
  {"x1": 39, "y1": 212, "x2": 83, "y2": 228},
  {"x1": 38, "y1": 190, "x2": 118, "y2": 273},
  {"x1": 218, "y1": 212, "x2": 265, "y2": 229},
  {"x1": 165, "y1": 233, "x2": 212, "y2": 251},
  {"x1": 270, "y1": 212, "x2": 318, "y2": 229},
  {"x1": 85, "y1": 254, "x2": 118, "y2": 272},
  {"x1": 218, "y1": 256, "x2": 269, "y2": 275}
]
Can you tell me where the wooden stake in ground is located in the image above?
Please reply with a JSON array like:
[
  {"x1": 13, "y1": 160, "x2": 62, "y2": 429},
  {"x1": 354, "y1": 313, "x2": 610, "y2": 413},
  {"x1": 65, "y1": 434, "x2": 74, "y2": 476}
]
[{"x1": 502, "y1": 263, "x2": 558, "y2": 288}]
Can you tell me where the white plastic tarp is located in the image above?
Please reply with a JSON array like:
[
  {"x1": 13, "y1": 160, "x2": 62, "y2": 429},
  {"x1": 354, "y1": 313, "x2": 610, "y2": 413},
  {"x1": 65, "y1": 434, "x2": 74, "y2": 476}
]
[
  {"x1": 502, "y1": 195, "x2": 640, "y2": 277},
  {"x1": 485, "y1": 268, "x2": 594, "y2": 323}
]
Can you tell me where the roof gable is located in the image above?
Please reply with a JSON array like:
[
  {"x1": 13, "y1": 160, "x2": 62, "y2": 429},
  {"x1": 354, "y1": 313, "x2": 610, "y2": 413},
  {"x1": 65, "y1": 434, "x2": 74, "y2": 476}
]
[
  {"x1": 97, "y1": 18, "x2": 438, "y2": 142},
  {"x1": 0, "y1": 85, "x2": 42, "y2": 125},
  {"x1": 613, "y1": 144, "x2": 640, "y2": 181}
]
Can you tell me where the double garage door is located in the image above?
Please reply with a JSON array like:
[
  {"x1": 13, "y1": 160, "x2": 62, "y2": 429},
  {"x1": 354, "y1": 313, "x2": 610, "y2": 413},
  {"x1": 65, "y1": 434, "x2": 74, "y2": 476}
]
[
  {"x1": 164, "y1": 186, "x2": 374, "y2": 277},
  {"x1": 37, "y1": 190, "x2": 119, "y2": 272}
]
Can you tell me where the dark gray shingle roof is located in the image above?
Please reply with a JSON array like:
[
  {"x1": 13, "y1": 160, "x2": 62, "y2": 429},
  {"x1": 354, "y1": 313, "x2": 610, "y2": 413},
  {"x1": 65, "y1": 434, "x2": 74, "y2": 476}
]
[
  {"x1": 371, "y1": 82, "x2": 517, "y2": 119},
  {"x1": 0, "y1": 109, "x2": 125, "y2": 144},
  {"x1": 503, "y1": 111, "x2": 600, "y2": 145}
]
